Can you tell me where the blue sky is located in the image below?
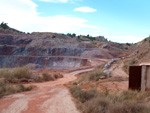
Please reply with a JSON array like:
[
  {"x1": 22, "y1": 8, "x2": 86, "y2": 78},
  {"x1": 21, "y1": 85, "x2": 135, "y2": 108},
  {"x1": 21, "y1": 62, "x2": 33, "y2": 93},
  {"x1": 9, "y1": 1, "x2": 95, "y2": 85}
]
[{"x1": 0, "y1": 0, "x2": 150, "y2": 43}]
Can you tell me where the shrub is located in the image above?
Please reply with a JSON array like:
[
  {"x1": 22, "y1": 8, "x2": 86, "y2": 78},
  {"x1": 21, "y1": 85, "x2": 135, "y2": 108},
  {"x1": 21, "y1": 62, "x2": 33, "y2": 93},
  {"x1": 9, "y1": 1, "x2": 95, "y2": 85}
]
[
  {"x1": 0, "y1": 68, "x2": 12, "y2": 79},
  {"x1": 110, "y1": 102, "x2": 149, "y2": 113},
  {"x1": 42, "y1": 73, "x2": 54, "y2": 81},
  {"x1": 77, "y1": 36, "x2": 80, "y2": 39},
  {"x1": 13, "y1": 67, "x2": 31, "y2": 79},
  {"x1": 83, "y1": 97, "x2": 110, "y2": 113},
  {"x1": 124, "y1": 47, "x2": 128, "y2": 50},
  {"x1": 126, "y1": 43, "x2": 131, "y2": 46},
  {"x1": 75, "y1": 66, "x2": 106, "y2": 83},
  {"x1": 0, "y1": 22, "x2": 9, "y2": 29},
  {"x1": 0, "y1": 67, "x2": 32, "y2": 79},
  {"x1": 78, "y1": 68, "x2": 107, "y2": 83},
  {"x1": 53, "y1": 74, "x2": 59, "y2": 79},
  {"x1": 0, "y1": 80, "x2": 33, "y2": 98},
  {"x1": 52, "y1": 35, "x2": 56, "y2": 38},
  {"x1": 70, "y1": 86, "x2": 98, "y2": 103},
  {"x1": 70, "y1": 86, "x2": 82, "y2": 98},
  {"x1": 120, "y1": 90, "x2": 150, "y2": 102},
  {"x1": 79, "y1": 90, "x2": 98, "y2": 103},
  {"x1": 0, "y1": 67, "x2": 63, "y2": 83},
  {"x1": 70, "y1": 88, "x2": 150, "y2": 113},
  {"x1": 120, "y1": 90, "x2": 139, "y2": 101},
  {"x1": 88, "y1": 71, "x2": 107, "y2": 81}
]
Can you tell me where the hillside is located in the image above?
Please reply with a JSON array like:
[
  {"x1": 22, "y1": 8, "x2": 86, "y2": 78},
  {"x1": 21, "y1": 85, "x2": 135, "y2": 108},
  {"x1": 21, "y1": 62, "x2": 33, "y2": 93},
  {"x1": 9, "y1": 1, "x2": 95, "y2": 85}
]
[
  {"x1": 0, "y1": 25, "x2": 129, "y2": 69},
  {"x1": 121, "y1": 36, "x2": 150, "y2": 66}
]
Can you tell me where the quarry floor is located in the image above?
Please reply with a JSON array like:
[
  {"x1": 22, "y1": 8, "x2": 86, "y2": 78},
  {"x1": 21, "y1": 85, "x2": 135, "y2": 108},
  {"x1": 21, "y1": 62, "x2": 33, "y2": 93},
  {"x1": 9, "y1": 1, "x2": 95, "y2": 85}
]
[{"x1": 0, "y1": 60, "x2": 128, "y2": 113}]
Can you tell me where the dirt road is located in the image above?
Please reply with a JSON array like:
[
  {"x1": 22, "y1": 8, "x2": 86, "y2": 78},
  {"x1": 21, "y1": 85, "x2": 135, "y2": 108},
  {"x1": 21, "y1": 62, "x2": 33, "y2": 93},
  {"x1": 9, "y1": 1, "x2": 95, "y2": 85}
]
[{"x1": 0, "y1": 68, "x2": 93, "y2": 113}]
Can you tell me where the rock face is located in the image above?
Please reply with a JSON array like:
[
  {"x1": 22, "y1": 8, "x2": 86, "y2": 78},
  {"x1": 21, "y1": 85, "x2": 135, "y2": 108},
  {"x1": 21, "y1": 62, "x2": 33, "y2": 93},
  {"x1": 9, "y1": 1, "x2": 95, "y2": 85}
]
[
  {"x1": 0, "y1": 46, "x2": 85, "y2": 56},
  {"x1": 0, "y1": 28, "x2": 120, "y2": 69},
  {"x1": 0, "y1": 56, "x2": 89, "y2": 69},
  {"x1": 0, "y1": 46, "x2": 115, "y2": 58}
]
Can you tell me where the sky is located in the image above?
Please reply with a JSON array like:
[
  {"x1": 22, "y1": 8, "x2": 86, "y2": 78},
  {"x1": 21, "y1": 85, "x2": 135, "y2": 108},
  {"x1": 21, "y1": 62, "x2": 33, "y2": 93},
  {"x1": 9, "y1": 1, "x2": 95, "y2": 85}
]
[{"x1": 0, "y1": 0, "x2": 150, "y2": 43}]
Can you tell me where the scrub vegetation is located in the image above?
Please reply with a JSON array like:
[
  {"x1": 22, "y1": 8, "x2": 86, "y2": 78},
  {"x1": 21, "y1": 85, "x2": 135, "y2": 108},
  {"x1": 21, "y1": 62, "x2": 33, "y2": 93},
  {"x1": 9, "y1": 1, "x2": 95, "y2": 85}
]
[{"x1": 70, "y1": 86, "x2": 150, "y2": 113}]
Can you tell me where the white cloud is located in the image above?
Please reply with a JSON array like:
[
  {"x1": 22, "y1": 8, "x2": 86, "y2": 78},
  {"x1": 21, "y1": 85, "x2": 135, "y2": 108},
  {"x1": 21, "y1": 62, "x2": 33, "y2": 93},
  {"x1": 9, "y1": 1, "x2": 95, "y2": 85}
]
[
  {"x1": 0, "y1": 0, "x2": 37, "y2": 16},
  {"x1": 106, "y1": 36, "x2": 143, "y2": 43},
  {"x1": 74, "y1": 7, "x2": 96, "y2": 13},
  {"x1": 0, "y1": 0, "x2": 100, "y2": 35},
  {"x1": 39, "y1": 0, "x2": 68, "y2": 3}
]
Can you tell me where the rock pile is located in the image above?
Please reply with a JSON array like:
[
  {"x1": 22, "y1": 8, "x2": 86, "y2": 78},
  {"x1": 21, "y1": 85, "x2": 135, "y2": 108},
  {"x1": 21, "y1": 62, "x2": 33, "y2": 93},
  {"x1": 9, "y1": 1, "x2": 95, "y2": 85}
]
[{"x1": 103, "y1": 50, "x2": 139, "y2": 77}]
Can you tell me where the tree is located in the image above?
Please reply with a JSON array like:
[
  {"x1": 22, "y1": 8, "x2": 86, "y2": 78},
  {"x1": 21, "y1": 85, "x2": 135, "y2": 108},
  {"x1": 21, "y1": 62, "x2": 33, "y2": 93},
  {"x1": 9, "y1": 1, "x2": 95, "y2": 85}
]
[
  {"x1": 144, "y1": 38, "x2": 147, "y2": 42},
  {"x1": 86, "y1": 34, "x2": 90, "y2": 38},
  {"x1": 126, "y1": 43, "x2": 131, "y2": 46},
  {"x1": 0, "y1": 22, "x2": 9, "y2": 29},
  {"x1": 72, "y1": 33, "x2": 76, "y2": 37},
  {"x1": 77, "y1": 36, "x2": 80, "y2": 39},
  {"x1": 52, "y1": 35, "x2": 56, "y2": 38}
]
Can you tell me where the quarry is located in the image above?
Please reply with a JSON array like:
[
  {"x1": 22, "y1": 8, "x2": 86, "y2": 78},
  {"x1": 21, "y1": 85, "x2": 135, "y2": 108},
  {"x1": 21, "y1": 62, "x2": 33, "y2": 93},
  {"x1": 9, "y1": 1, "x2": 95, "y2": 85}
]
[{"x1": 1, "y1": 25, "x2": 150, "y2": 113}]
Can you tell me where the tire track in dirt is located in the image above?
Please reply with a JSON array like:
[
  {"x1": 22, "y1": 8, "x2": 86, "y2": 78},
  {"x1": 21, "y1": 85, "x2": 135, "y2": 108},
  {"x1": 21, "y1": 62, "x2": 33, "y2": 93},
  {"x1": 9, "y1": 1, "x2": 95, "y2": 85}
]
[
  {"x1": 40, "y1": 87, "x2": 78, "y2": 113},
  {"x1": 2, "y1": 98, "x2": 29, "y2": 113}
]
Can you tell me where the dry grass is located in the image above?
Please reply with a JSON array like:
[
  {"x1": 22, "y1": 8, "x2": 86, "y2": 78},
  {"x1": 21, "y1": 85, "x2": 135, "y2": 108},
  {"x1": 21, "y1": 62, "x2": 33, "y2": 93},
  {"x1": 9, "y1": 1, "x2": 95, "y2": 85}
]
[
  {"x1": 0, "y1": 80, "x2": 33, "y2": 98},
  {"x1": 0, "y1": 67, "x2": 63, "y2": 83},
  {"x1": 0, "y1": 67, "x2": 32, "y2": 79},
  {"x1": 109, "y1": 103, "x2": 149, "y2": 113},
  {"x1": 70, "y1": 86, "x2": 150, "y2": 113},
  {"x1": 82, "y1": 97, "x2": 110, "y2": 113},
  {"x1": 0, "y1": 67, "x2": 63, "y2": 97},
  {"x1": 0, "y1": 67, "x2": 34, "y2": 98},
  {"x1": 35, "y1": 72, "x2": 63, "y2": 82},
  {"x1": 123, "y1": 58, "x2": 138, "y2": 74},
  {"x1": 76, "y1": 68, "x2": 107, "y2": 83},
  {"x1": 70, "y1": 87, "x2": 98, "y2": 103},
  {"x1": 42, "y1": 73, "x2": 55, "y2": 81},
  {"x1": 13, "y1": 67, "x2": 32, "y2": 79},
  {"x1": 41, "y1": 72, "x2": 63, "y2": 81}
]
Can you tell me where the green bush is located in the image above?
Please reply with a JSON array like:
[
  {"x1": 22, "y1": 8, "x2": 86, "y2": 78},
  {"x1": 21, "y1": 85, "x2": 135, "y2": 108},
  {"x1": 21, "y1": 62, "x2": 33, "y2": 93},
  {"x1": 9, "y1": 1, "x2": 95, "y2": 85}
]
[
  {"x1": 126, "y1": 43, "x2": 131, "y2": 46},
  {"x1": 0, "y1": 22, "x2": 9, "y2": 29},
  {"x1": 144, "y1": 38, "x2": 147, "y2": 41}
]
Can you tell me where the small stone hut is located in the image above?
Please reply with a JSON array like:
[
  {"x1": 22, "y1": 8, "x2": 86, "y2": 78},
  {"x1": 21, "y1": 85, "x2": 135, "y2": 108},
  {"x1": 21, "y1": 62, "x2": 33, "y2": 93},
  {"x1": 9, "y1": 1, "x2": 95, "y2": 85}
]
[{"x1": 129, "y1": 63, "x2": 150, "y2": 91}]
